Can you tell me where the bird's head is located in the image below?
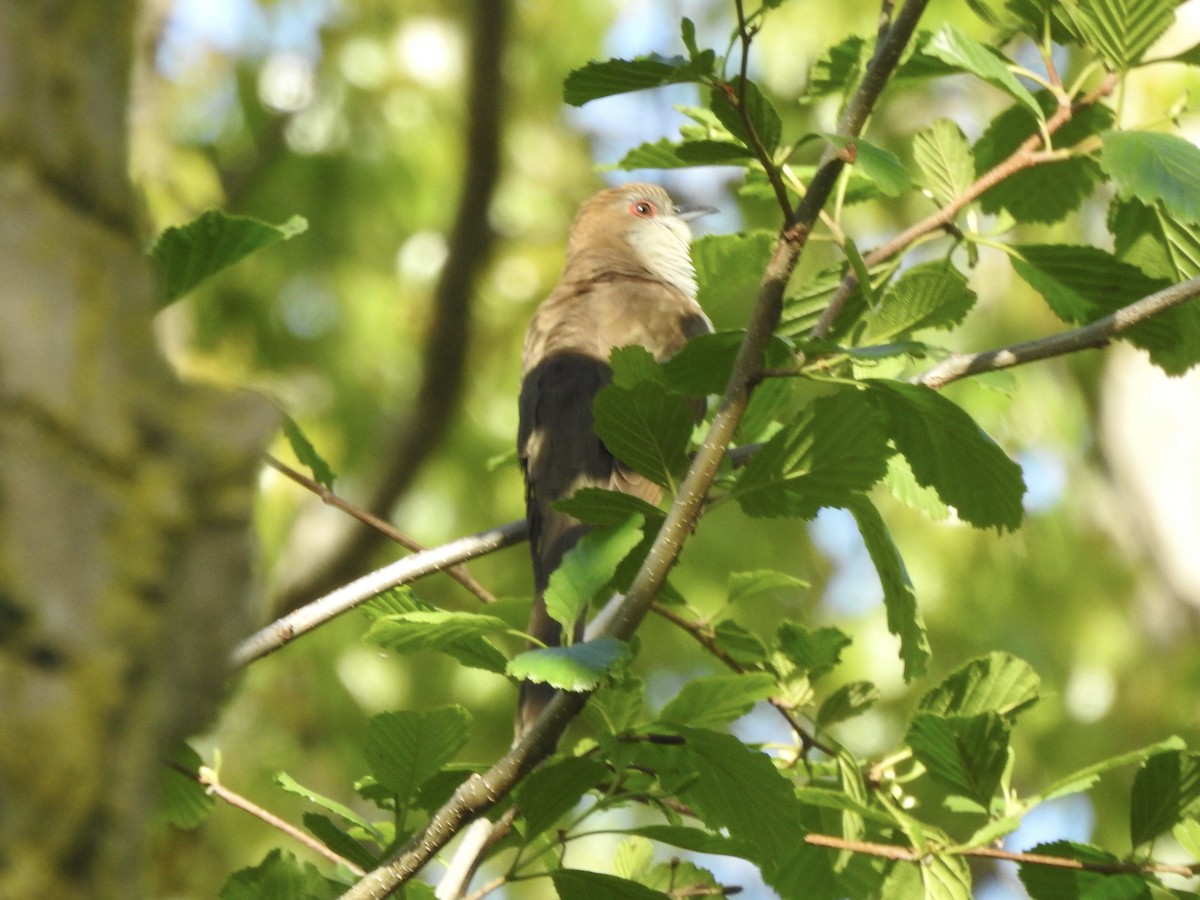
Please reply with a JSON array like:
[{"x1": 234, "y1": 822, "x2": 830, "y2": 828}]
[{"x1": 565, "y1": 183, "x2": 716, "y2": 298}]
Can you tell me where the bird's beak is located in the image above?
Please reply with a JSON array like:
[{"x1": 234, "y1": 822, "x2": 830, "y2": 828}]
[{"x1": 674, "y1": 203, "x2": 718, "y2": 222}]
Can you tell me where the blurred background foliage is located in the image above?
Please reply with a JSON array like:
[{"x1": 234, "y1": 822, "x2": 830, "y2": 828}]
[{"x1": 136, "y1": 0, "x2": 1200, "y2": 895}]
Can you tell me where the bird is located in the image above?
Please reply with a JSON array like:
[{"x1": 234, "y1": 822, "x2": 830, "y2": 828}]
[{"x1": 516, "y1": 182, "x2": 715, "y2": 735}]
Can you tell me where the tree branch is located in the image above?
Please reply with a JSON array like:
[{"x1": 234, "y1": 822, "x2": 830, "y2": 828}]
[
  {"x1": 812, "y1": 72, "x2": 1120, "y2": 339},
  {"x1": 335, "y1": 4, "x2": 931, "y2": 897},
  {"x1": 265, "y1": 455, "x2": 496, "y2": 604},
  {"x1": 271, "y1": 0, "x2": 509, "y2": 616},
  {"x1": 231, "y1": 520, "x2": 526, "y2": 668},
  {"x1": 917, "y1": 274, "x2": 1200, "y2": 389}
]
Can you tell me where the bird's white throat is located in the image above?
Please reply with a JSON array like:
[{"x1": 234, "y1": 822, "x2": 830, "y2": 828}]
[{"x1": 625, "y1": 217, "x2": 699, "y2": 298}]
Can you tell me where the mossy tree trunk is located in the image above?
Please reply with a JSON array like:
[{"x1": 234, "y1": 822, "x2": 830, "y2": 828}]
[{"x1": 0, "y1": 3, "x2": 273, "y2": 895}]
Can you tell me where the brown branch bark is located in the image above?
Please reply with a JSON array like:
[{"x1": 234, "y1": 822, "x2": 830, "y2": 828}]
[{"x1": 271, "y1": 0, "x2": 509, "y2": 616}]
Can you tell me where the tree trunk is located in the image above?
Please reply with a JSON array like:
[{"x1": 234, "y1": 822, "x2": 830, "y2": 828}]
[{"x1": 0, "y1": 3, "x2": 273, "y2": 895}]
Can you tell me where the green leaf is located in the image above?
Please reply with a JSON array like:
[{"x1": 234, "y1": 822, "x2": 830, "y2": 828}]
[
  {"x1": 734, "y1": 389, "x2": 892, "y2": 518},
  {"x1": 302, "y1": 813, "x2": 378, "y2": 870},
  {"x1": 1110, "y1": 199, "x2": 1200, "y2": 281},
  {"x1": 864, "y1": 262, "x2": 977, "y2": 342},
  {"x1": 362, "y1": 591, "x2": 510, "y2": 674},
  {"x1": 801, "y1": 36, "x2": 868, "y2": 104},
  {"x1": 551, "y1": 869, "x2": 669, "y2": 899},
  {"x1": 593, "y1": 381, "x2": 695, "y2": 487},
  {"x1": 1018, "y1": 841, "x2": 1152, "y2": 900},
  {"x1": 279, "y1": 415, "x2": 336, "y2": 489},
  {"x1": 1072, "y1": 0, "x2": 1178, "y2": 69},
  {"x1": 1175, "y1": 819, "x2": 1200, "y2": 858},
  {"x1": 658, "y1": 672, "x2": 777, "y2": 729},
  {"x1": 817, "y1": 680, "x2": 880, "y2": 728},
  {"x1": 543, "y1": 516, "x2": 644, "y2": 634},
  {"x1": 908, "y1": 712, "x2": 1010, "y2": 808},
  {"x1": 362, "y1": 707, "x2": 471, "y2": 801},
  {"x1": 727, "y1": 569, "x2": 809, "y2": 602},
  {"x1": 615, "y1": 138, "x2": 754, "y2": 170},
  {"x1": 156, "y1": 743, "x2": 214, "y2": 829},
  {"x1": 774, "y1": 622, "x2": 851, "y2": 680},
  {"x1": 867, "y1": 380, "x2": 1026, "y2": 531},
  {"x1": 919, "y1": 853, "x2": 974, "y2": 900},
  {"x1": 1131, "y1": 751, "x2": 1200, "y2": 847},
  {"x1": 691, "y1": 231, "x2": 779, "y2": 323},
  {"x1": 847, "y1": 496, "x2": 930, "y2": 680},
  {"x1": 1034, "y1": 736, "x2": 1186, "y2": 804},
  {"x1": 913, "y1": 118, "x2": 976, "y2": 207},
  {"x1": 918, "y1": 652, "x2": 1041, "y2": 718},
  {"x1": 219, "y1": 848, "x2": 342, "y2": 900},
  {"x1": 554, "y1": 488, "x2": 665, "y2": 528},
  {"x1": 711, "y1": 77, "x2": 782, "y2": 155},
  {"x1": 973, "y1": 97, "x2": 1114, "y2": 224},
  {"x1": 275, "y1": 771, "x2": 380, "y2": 836},
  {"x1": 516, "y1": 757, "x2": 609, "y2": 838},
  {"x1": 1013, "y1": 243, "x2": 1200, "y2": 374},
  {"x1": 922, "y1": 25, "x2": 1041, "y2": 117},
  {"x1": 885, "y1": 453, "x2": 951, "y2": 521},
  {"x1": 663, "y1": 330, "x2": 793, "y2": 396},
  {"x1": 680, "y1": 17, "x2": 699, "y2": 57},
  {"x1": 506, "y1": 636, "x2": 632, "y2": 691},
  {"x1": 823, "y1": 135, "x2": 913, "y2": 197},
  {"x1": 151, "y1": 210, "x2": 307, "y2": 308},
  {"x1": 1101, "y1": 131, "x2": 1200, "y2": 223},
  {"x1": 585, "y1": 671, "x2": 648, "y2": 733},
  {"x1": 609, "y1": 346, "x2": 667, "y2": 388},
  {"x1": 712, "y1": 620, "x2": 770, "y2": 666},
  {"x1": 564, "y1": 55, "x2": 706, "y2": 106},
  {"x1": 626, "y1": 824, "x2": 756, "y2": 858}
]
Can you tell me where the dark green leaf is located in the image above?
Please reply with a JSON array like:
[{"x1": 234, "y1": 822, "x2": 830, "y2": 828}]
[
  {"x1": 1101, "y1": 130, "x2": 1200, "y2": 223},
  {"x1": 817, "y1": 680, "x2": 880, "y2": 728},
  {"x1": 775, "y1": 622, "x2": 851, "y2": 680},
  {"x1": 680, "y1": 17, "x2": 699, "y2": 57},
  {"x1": 663, "y1": 330, "x2": 793, "y2": 396},
  {"x1": 1131, "y1": 751, "x2": 1200, "y2": 846},
  {"x1": 516, "y1": 757, "x2": 609, "y2": 838},
  {"x1": 219, "y1": 849, "x2": 342, "y2": 900},
  {"x1": 363, "y1": 707, "x2": 470, "y2": 801},
  {"x1": 973, "y1": 98, "x2": 1114, "y2": 224},
  {"x1": 551, "y1": 869, "x2": 669, "y2": 899},
  {"x1": 543, "y1": 516, "x2": 644, "y2": 633},
  {"x1": 824, "y1": 135, "x2": 913, "y2": 196},
  {"x1": 712, "y1": 620, "x2": 769, "y2": 666},
  {"x1": 734, "y1": 389, "x2": 892, "y2": 518},
  {"x1": 593, "y1": 381, "x2": 695, "y2": 487},
  {"x1": 1073, "y1": 0, "x2": 1178, "y2": 69},
  {"x1": 801, "y1": 36, "x2": 868, "y2": 104},
  {"x1": 913, "y1": 118, "x2": 976, "y2": 207},
  {"x1": 867, "y1": 380, "x2": 1026, "y2": 531},
  {"x1": 1110, "y1": 199, "x2": 1200, "y2": 281},
  {"x1": 847, "y1": 496, "x2": 929, "y2": 680},
  {"x1": 302, "y1": 813, "x2": 378, "y2": 869},
  {"x1": 865, "y1": 262, "x2": 977, "y2": 341},
  {"x1": 626, "y1": 825, "x2": 755, "y2": 858},
  {"x1": 1018, "y1": 841, "x2": 1151, "y2": 900},
  {"x1": 658, "y1": 672, "x2": 777, "y2": 729},
  {"x1": 1013, "y1": 243, "x2": 1200, "y2": 374},
  {"x1": 151, "y1": 210, "x2": 307, "y2": 308},
  {"x1": 555, "y1": 488, "x2": 665, "y2": 528},
  {"x1": 615, "y1": 138, "x2": 753, "y2": 170},
  {"x1": 923, "y1": 26, "x2": 1041, "y2": 117},
  {"x1": 156, "y1": 743, "x2": 214, "y2": 829},
  {"x1": 564, "y1": 56, "x2": 705, "y2": 106},
  {"x1": 279, "y1": 415, "x2": 336, "y2": 489},
  {"x1": 918, "y1": 652, "x2": 1041, "y2": 718},
  {"x1": 711, "y1": 77, "x2": 782, "y2": 155},
  {"x1": 908, "y1": 712, "x2": 1011, "y2": 807},
  {"x1": 609, "y1": 346, "x2": 667, "y2": 388},
  {"x1": 506, "y1": 636, "x2": 632, "y2": 691}
]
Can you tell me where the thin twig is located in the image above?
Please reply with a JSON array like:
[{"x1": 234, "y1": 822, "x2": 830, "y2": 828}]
[
  {"x1": 917, "y1": 274, "x2": 1200, "y2": 389},
  {"x1": 231, "y1": 519, "x2": 527, "y2": 668},
  {"x1": 802, "y1": 832, "x2": 1200, "y2": 877},
  {"x1": 171, "y1": 763, "x2": 366, "y2": 876},
  {"x1": 265, "y1": 455, "x2": 497, "y2": 605},
  {"x1": 730, "y1": 0, "x2": 791, "y2": 217}
]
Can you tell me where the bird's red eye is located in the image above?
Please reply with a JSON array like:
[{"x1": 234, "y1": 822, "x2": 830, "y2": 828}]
[{"x1": 630, "y1": 200, "x2": 656, "y2": 218}]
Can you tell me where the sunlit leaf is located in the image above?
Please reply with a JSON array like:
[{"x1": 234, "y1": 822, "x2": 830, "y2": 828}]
[{"x1": 506, "y1": 636, "x2": 632, "y2": 691}]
